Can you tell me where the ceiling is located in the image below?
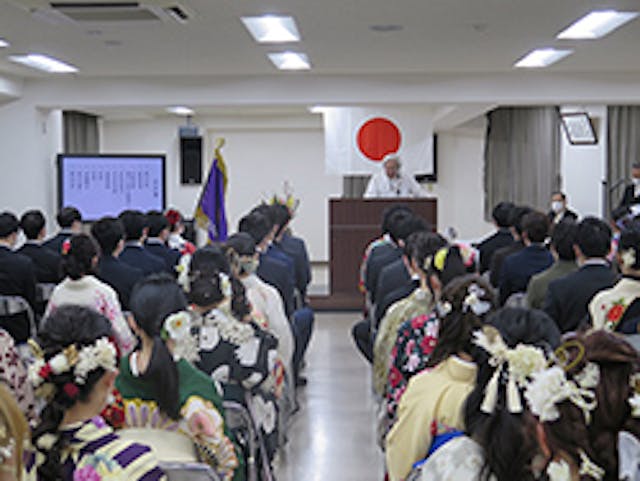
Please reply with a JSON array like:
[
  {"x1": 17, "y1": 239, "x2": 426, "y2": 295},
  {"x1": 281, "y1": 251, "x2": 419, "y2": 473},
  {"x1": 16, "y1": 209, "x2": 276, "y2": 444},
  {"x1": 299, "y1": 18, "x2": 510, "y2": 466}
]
[{"x1": 1, "y1": 0, "x2": 640, "y2": 79}]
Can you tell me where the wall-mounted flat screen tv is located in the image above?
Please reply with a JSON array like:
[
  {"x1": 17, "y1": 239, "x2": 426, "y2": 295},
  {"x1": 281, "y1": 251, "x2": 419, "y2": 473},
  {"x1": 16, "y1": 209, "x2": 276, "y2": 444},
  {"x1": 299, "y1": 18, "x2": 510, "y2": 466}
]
[{"x1": 57, "y1": 154, "x2": 166, "y2": 221}]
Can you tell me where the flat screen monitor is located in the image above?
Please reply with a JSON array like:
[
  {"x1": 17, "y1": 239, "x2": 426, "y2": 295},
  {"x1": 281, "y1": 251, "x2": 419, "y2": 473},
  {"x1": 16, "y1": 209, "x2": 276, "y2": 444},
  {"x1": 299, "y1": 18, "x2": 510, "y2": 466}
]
[{"x1": 57, "y1": 154, "x2": 166, "y2": 221}]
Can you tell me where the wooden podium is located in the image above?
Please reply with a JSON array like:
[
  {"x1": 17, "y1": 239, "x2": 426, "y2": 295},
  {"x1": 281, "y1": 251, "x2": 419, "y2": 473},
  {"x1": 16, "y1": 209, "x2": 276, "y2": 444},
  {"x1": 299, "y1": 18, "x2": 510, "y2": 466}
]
[{"x1": 315, "y1": 198, "x2": 437, "y2": 310}]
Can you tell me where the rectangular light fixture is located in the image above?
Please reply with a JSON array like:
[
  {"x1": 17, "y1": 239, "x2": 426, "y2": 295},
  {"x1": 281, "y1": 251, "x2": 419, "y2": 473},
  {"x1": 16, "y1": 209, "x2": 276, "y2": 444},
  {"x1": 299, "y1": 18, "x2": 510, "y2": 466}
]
[
  {"x1": 0, "y1": 38, "x2": 9, "y2": 48},
  {"x1": 557, "y1": 10, "x2": 639, "y2": 39},
  {"x1": 514, "y1": 48, "x2": 573, "y2": 68},
  {"x1": 9, "y1": 54, "x2": 77, "y2": 73},
  {"x1": 268, "y1": 51, "x2": 311, "y2": 70},
  {"x1": 167, "y1": 106, "x2": 194, "y2": 116},
  {"x1": 241, "y1": 15, "x2": 300, "y2": 43}
]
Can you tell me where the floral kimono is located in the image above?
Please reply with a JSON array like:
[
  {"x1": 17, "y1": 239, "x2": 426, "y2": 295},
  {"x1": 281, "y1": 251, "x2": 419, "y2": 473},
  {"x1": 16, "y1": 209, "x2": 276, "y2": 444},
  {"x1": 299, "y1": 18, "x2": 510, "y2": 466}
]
[
  {"x1": 386, "y1": 312, "x2": 440, "y2": 424},
  {"x1": 188, "y1": 306, "x2": 281, "y2": 461},
  {"x1": 24, "y1": 416, "x2": 165, "y2": 481},
  {"x1": 590, "y1": 276, "x2": 640, "y2": 333},
  {"x1": 116, "y1": 357, "x2": 244, "y2": 481}
]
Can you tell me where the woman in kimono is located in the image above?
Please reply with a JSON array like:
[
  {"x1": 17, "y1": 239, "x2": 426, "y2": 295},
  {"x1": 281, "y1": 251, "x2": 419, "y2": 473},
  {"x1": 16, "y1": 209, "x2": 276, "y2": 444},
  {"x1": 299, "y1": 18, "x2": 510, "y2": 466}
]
[
  {"x1": 25, "y1": 305, "x2": 164, "y2": 481},
  {"x1": 184, "y1": 246, "x2": 282, "y2": 462},
  {"x1": 115, "y1": 274, "x2": 243, "y2": 481}
]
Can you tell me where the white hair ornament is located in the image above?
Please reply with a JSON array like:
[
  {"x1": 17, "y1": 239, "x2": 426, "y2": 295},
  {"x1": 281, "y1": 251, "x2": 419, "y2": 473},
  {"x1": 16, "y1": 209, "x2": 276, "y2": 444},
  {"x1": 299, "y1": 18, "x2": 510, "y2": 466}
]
[
  {"x1": 472, "y1": 327, "x2": 547, "y2": 414},
  {"x1": 462, "y1": 284, "x2": 492, "y2": 317}
]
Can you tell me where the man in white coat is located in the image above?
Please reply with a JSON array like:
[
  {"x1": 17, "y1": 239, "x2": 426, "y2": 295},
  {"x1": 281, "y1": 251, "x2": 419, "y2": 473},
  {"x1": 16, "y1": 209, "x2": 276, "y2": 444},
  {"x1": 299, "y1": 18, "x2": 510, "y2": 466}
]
[{"x1": 363, "y1": 154, "x2": 428, "y2": 198}]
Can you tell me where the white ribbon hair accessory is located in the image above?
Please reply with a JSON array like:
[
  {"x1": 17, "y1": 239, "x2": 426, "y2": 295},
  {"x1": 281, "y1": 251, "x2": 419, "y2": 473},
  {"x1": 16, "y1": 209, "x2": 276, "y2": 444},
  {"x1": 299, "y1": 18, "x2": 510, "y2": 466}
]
[
  {"x1": 218, "y1": 272, "x2": 232, "y2": 298},
  {"x1": 176, "y1": 254, "x2": 192, "y2": 292},
  {"x1": 463, "y1": 283, "x2": 493, "y2": 317},
  {"x1": 621, "y1": 248, "x2": 637, "y2": 269},
  {"x1": 524, "y1": 362, "x2": 600, "y2": 425},
  {"x1": 473, "y1": 327, "x2": 547, "y2": 414}
]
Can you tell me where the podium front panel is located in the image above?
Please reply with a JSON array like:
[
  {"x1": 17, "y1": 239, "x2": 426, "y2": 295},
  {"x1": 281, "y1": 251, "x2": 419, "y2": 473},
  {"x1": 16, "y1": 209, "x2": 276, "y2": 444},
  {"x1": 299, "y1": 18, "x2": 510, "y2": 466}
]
[{"x1": 328, "y1": 198, "x2": 437, "y2": 308}]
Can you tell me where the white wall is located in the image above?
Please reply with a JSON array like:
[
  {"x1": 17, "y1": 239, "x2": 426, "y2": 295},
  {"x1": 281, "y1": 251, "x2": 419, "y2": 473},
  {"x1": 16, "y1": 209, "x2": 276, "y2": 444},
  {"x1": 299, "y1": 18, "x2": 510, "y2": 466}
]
[
  {"x1": 429, "y1": 122, "x2": 494, "y2": 243},
  {"x1": 0, "y1": 95, "x2": 62, "y2": 233},
  {"x1": 102, "y1": 114, "x2": 342, "y2": 261},
  {"x1": 560, "y1": 105, "x2": 608, "y2": 218}
]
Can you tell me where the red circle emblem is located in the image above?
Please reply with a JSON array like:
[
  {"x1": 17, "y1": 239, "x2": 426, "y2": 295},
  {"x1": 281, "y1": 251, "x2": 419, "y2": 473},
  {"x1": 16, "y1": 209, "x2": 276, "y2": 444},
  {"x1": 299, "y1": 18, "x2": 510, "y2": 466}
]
[{"x1": 356, "y1": 117, "x2": 401, "y2": 162}]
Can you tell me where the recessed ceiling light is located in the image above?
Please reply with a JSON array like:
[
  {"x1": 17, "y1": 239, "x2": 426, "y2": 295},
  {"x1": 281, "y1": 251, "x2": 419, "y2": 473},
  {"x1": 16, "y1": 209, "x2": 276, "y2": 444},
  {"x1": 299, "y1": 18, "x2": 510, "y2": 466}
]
[
  {"x1": 241, "y1": 15, "x2": 301, "y2": 43},
  {"x1": 0, "y1": 38, "x2": 9, "y2": 48},
  {"x1": 9, "y1": 54, "x2": 77, "y2": 73},
  {"x1": 514, "y1": 48, "x2": 573, "y2": 68},
  {"x1": 268, "y1": 51, "x2": 311, "y2": 70},
  {"x1": 167, "y1": 106, "x2": 195, "y2": 116},
  {"x1": 308, "y1": 106, "x2": 327, "y2": 114},
  {"x1": 557, "y1": 10, "x2": 638, "y2": 39}
]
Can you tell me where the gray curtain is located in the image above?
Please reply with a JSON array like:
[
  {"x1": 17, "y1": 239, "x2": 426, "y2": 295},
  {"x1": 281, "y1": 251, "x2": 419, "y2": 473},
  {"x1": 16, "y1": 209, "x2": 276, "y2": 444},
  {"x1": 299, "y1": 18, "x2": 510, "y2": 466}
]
[
  {"x1": 484, "y1": 107, "x2": 561, "y2": 218},
  {"x1": 343, "y1": 175, "x2": 371, "y2": 198},
  {"x1": 607, "y1": 106, "x2": 640, "y2": 212},
  {"x1": 63, "y1": 110, "x2": 99, "y2": 153}
]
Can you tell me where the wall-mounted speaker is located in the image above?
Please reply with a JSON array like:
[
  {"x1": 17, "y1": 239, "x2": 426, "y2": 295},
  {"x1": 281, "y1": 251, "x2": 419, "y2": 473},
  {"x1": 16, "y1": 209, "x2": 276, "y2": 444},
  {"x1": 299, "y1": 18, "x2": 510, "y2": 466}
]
[{"x1": 180, "y1": 136, "x2": 202, "y2": 184}]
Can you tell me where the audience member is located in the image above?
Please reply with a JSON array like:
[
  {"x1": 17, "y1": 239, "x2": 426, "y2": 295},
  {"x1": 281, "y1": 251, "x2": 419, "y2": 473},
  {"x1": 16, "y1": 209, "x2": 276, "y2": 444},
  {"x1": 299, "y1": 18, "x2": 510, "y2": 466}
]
[
  {"x1": 0, "y1": 211, "x2": 37, "y2": 342},
  {"x1": 418, "y1": 308, "x2": 561, "y2": 481},
  {"x1": 544, "y1": 217, "x2": 617, "y2": 333},
  {"x1": 239, "y1": 211, "x2": 294, "y2": 316},
  {"x1": 91, "y1": 216, "x2": 144, "y2": 310},
  {"x1": 117, "y1": 274, "x2": 242, "y2": 481},
  {"x1": 145, "y1": 210, "x2": 180, "y2": 274},
  {"x1": 373, "y1": 215, "x2": 432, "y2": 325},
  {"x1": 385, "y1": 274, "x2": 494, "y2": 481},
  {"x1": 0, "y1": 328, "x2": 36, "y2": 423},
  {"x1": 384, "y1": 253, "x2": 485, "y2": 426},
  {"x1": 118, "y1": 210, "x2": 166, "y2": 275},
  {"x1": 27, "y1": 305, "x2": 164, "y2": 481},
  {"x1": 165, "y1": 208, "x2": 196, "y2": 254},
  {"x1": 489, "y1": 205, "x2": 533, "y2": 287},
  {"x1": 239, "y1": 210, "x2": 315, "y2": 385},
  {"x1": 359, "y1": 205, "x2": 413, "y2": 294},
  {"x1": 43, "y1": 206, "x2": 82, "y2": 254},
  {"x1": 225, "y1": 233, "x2": 294, "y2": 377},
  {"x1": 618, "y1": 161, "x2": 640, "y2": 208},
  {"x1": 364, "y1": 208, "x2": 414, "y2": 303},
  {"x1": 372, "y1": 231, "x2": 446, "y2": 395},
  {"x1": 184, "y1": 247, "x2": 282, "y2": 460},
  {"x1": 526, "y1": 219, "x2": 578, "y2": 309},
  {"x1": 525, "y1": 330, "x2": 640, "y2": 481},
  {"x1": 18, "y1": 209, "x2": 62, "y2": 284},
  {"x1": 271, "y1": 202, "x2": 312, "y2": 302},
  {"x1": 0, "y1": 383, "x2": 28, "y2": 481},
  {"x1": 548, "y1": 191, "x2": 578, "y2": 226},
  {"x1": 476, "y1": 201, "x2": 515, "y2": 273},
  {"x1": 45, "y1": 234, "x2": 135, "y2": 354},
  {"x1": 499, "y1": 211, "x2": 553, "y2": 305},
  {"x1": 590, "y1": 222, "x2": 640, "y2": 333}
]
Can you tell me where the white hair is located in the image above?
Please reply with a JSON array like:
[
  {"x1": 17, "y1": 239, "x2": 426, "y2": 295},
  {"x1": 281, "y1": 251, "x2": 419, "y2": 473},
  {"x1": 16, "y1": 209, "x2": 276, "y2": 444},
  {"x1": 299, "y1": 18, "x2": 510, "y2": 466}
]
[{"x1": 383, "y1": 154, "x2": 401, "y2": 167}]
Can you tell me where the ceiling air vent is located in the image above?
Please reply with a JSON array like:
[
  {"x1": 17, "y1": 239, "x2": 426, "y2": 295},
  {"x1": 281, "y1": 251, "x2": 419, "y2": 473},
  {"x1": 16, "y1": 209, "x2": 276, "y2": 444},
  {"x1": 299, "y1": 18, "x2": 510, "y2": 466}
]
[
  {"x1": 164, "y1": 5, "x2": 190, "y2": 24},
  {"x1": 48, "y1": 2, "x2": 163, "y2": 22}
]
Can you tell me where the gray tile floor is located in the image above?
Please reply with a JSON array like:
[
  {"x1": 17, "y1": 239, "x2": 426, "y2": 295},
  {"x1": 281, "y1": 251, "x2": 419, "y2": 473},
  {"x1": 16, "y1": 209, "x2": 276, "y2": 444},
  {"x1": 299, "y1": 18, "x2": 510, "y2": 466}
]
[{"x1": 275, "y1": 312, "x2": 385, "y2": 481}]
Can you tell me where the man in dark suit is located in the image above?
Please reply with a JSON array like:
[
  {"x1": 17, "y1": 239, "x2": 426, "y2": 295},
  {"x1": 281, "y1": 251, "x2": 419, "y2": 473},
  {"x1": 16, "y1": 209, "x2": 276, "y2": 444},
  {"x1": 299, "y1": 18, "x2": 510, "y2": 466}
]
[
  {"x1": 271, "y1": 203, "x2": 312, "y2": 302},
  {"x1": 548, "y1": 192, "x2": 578, "y2": 226},
  {"x1": 373, "y1": 216, "x2": 431, "y2": 323},
  {"x1": 144, "y1": 211, "x2": 181, "y2": 275},
  {"x1": 91, "y1": 217, "x2": 144, "y2": 311},
  {"x1": 489, "y1": 205, "x2": 533, "y2": 287},
  {"x1": 239, "y1": 210, "x2": 313, "y2": 385},
  {"x1": 499, "y1": 211, "x2": 554, "y2": 305},
  {"x1": 364, "y1": 209, "x2": 414, "y2": 302},
  {"x1": 618, "y1": 163, "x2": 640, "y2": 209},
  {"x1": 18, "y1": 210, "x2": 62, "y2": 284},
  {"x1": 118, "y1": 210, "x2": 166, "y2": 276},
  {"x1": 476, "y1": 201, "x2": 515, "y2": 273},
  {"x1": 543, "y1": 217, "x2": 617, "y2": 333},
  {"x1": 0, "y1": 212, "x2": 37, "y2": 342},
  {"x1": 43, "y1": 206, "x2": 82, "y2": 254}
]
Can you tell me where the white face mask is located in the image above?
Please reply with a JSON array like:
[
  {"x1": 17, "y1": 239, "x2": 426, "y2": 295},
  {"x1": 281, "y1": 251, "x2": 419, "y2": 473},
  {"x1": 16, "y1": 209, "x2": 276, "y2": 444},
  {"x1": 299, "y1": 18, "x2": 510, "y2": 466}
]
[{"x1": 551, "y1": 201, "x2": 564, "y2": 214}]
